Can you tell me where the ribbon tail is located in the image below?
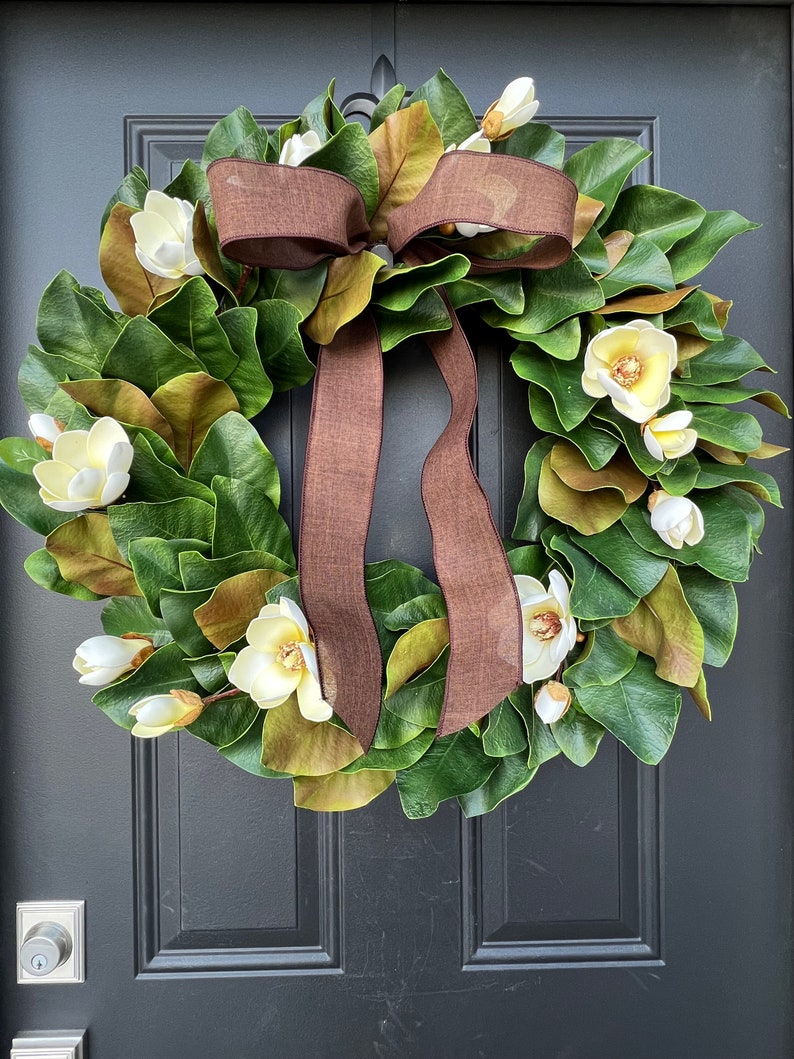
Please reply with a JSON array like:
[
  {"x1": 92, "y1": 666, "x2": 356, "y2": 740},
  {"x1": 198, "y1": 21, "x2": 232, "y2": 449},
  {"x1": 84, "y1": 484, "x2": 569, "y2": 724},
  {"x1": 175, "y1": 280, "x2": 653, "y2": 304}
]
[
  {"x1": 422, "y1": 293, "x2": 524, "y2": 739},
  {"x1": 298, "y1": 313, "x2": 385, "y2": 753}
]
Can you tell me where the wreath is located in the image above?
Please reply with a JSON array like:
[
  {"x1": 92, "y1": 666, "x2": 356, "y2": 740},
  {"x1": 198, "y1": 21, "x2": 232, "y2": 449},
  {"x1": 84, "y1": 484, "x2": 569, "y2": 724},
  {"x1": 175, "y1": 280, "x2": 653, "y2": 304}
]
[{"x1": 1, "y1": 70, "x2": 787, "y2": 818}]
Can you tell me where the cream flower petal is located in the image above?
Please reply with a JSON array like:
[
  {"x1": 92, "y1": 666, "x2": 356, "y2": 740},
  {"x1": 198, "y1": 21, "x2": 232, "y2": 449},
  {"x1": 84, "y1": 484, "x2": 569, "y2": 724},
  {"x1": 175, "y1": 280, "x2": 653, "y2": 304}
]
[
  {"x1": 249, "y1": 660, "x2": 301, "y2": 706},
  {"x1": 634, "y1": 324, "x2": 678, "y2": 367},
  {"x1": 144, "y1": 189, "x2": 190, "y2": 236},
  {"x1": 75, "y1": 634, "x2": 141, "y2": 667},
  {"x1": 129, "y1": 694, "x2": 182, "y2": 726},
  {"x1": 591, "y1": 325, "x2": 640, "y2": 364},
  {"x1": 296, "y1": 671, "x2": 333, "y2": 722},
  {"x1": 547, "y1": 569, "x2": 570, "y2": 612},
  {"x1": 51, "y1": 430, "x2": 91, "y2": 469},
  {"x1": 134, "y1": 248, "x2": 180, "y2": 280},
  {"x1": 246, "y1": 615, "x2": 303, "y2": 654},
  {"x1": 67, "y1": 467, "x2": 105, "y2": 501},
  {"x1": 131, "y1": 721, "x2": 174, "y2": 738},
  {"x1": 100, "y1": 471, "x2": 130, "y2": 505},
  {"x1": 33, "y1": 460, "x2": 78, "y2": 495},
  {"x1": 279, "y1": 596, "x2": 310, "y2": 640},
  {"x1": 228, "y1": 645, "x2": 272, "y2": 693},
  {"x1": 103, "y1": 440, "x2": 134, "y2": 476},
  {"x1": 130, "y1": 210, "x2": 179, "y2": 248},
  {"x1": 75, "y1": 664, "x2": 129, "y2": 686},
  {"x1": 298, "y1": 641, "x2": 321, "y2": 684},
  {"x1": 631, "y1": 353, "x2": 673, "y2": 405},
  {"x1": 513, "y1": 574, "x2": 548, "y2": 604}
]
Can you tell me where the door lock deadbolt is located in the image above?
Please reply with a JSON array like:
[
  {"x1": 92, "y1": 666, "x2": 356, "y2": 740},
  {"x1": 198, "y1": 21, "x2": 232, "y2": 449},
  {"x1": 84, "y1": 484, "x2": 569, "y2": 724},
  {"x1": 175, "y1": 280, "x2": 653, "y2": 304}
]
[{"x1": 19, "y1": 921, "x2": 73, "y2": 976}]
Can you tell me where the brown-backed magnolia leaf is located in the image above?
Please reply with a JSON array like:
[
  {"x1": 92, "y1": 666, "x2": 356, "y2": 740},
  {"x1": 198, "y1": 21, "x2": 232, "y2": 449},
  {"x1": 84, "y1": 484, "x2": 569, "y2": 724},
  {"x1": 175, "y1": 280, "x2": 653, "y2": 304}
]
[
  {"x1": 368, "y1": 100, "x2": 444, "y2": 241},
  {"x1": 303, "y1": 252, "x2": 384, "y2": 346},
  {"x1": 598, "y1": 285, "x2": 698, "y2": 315},
  {"x1": 550, "y1": 443, "x2": 647, "y2": 502},
  {"x1": 194, "y1": 569, "x2": 290, "y2": 649},
  {"x1": 572, "y1": 194, "x2": 604, "y2": 247},
  {"x1": 261, "y1": 693, "x2": 364, "y2": 776},
  {"x1": 673, "y1": 331, "x2": 712, "y2": 363},
  {"x1": 46, "y1": 512, "x2": 142, "y2": 597},
  {"x1": 749, "y1": 441, "x2": 790, "y2": 460},
  {"x1": 99, "y1": 202, "x2": 185, "y2": 316},
  {"x1": 595, "y1": 230, "x2": 633, "y2": 277},
  {"x1": 611, "y1": 565, "x2": 704, "y2": 687},
  {"x1": 688, "y1": 670, "x2": 712, "y2": 722},
  {"x1": 293, "y1": 768, "x2": 395, "y2": 811},
  {"x1": 539, "y1": 454, "x2": 630, "y2": 534},
  {"x1": 59, "y1": 379, "x2": 175, "y2": 447},
  {"x1": 150, "y1": 372, "x2": 240, "y2": 469},
  {"x1": 192, "y1": 199, "x2": 231, "y2": 290},
  {"x1": 696, "y1": 440, "x2": 746, "y2": 466},
  {"x1": 385, "y1": 618, "x2": 450, "y2": 698},
  {"x1": 703, "y1": 292, "x2": 732, "y2": 330}
]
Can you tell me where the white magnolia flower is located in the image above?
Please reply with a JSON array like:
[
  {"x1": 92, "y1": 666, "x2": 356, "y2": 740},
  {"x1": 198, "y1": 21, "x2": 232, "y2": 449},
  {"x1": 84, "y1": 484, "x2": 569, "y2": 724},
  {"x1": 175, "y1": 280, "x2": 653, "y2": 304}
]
[
  {"x1": 642, "y1": 409, "x2": 698, "y2": 461},
  {"x1": 129, "y1": 690, "x2": 205, "y2": 739},
  {"x1": 515, "y1": 570, "x2": 578, "y2": 684},
  {"x1": 32, "y1": 416, "x2": 134, "y2": 512},
  {"x1": 444, "y1": 131, "x2": 496, "y2": 237},
  {"x1": 28, "y1": 413, "x2": 63, "y2": 450},
  {"x1": 481, "y1": 76, "x2": 540, "y2": 141},
  {"x1": 279, "y1": 130, "x2": 323, "y2": 167},
  {"x1": 228, "y1": 596, "x2": 332, "y2": 722},
  {"x1": 648, "y1": 489, "x2": 705, "y2": 549},
  {"x1": 534, "y1": 680, "x2": 572, "y2": 724},
  {"x1": 130, "y1": 189, "x2": 205, "y2": 280},
  {"x1": 73, "y1": 634, "x2": 153, "y2": 686},
  {"x1": 581, "y1": 319, "x2": 678, "y2": 424}
]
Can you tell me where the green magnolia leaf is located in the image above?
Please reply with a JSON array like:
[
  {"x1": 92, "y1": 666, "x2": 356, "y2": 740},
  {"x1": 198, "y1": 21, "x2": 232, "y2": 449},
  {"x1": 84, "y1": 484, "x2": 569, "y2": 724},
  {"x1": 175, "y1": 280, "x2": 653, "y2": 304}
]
[
  {"x1": 202, "y1": 106, "x2": 263, "y2": 166},
  {"x1": 495, "y1": 121, "x2": 566, "y2": 168},
  {"x1": 445, "y1": 271, "x2": 525, "y2": 314},
  {"x1": 482, "y1": 699, "x2": 528, "y2": 758},
  {"x1": 395, "y1": 728, "x2": 498, "y2": 819},
  {"x1": 406, "y1": 68, "x2": 478, "y2": 149},
  {"x1": 551, "y1": 706, "x2": 606, "y2": 767},
  {"x1": 383, "y1": 646, "x2": 448, "y2": 728},
  {"x1": 485, "y1": 254, "x2": 603, "y2": 337},
  {"x1": 102, "y1": 315, "x2": 202, "y2": 392},
  {"x1": 513, "y1": 437, "x2": 558, "y2": 542},
  {"x1": 179, "y1": 549, "x2": 293, "y2": 591},
  {"x1": 128, "y1": 536, "x2": 210, "y2": 614},
  {"x1": 693, "y1": 461, "x2": 782, "y2": 507},
  {"x1": 147, "y1": 277, "x2": 239, "y2": 380},
  {"x1": 511, "y1": 348, "x2": 597, "y2": 431},
  {"x1": 545, "y1": 532, "x2": 639, "y2": 621},
  {"x1": 306, "y1": 122, "x2": 379, "y2": 217},
  {"x1": 126, "y1": 434, "x2": 215, "y2": 505},
  {"x1": 505, "y1": 543, "x2": 551, "y2": 579},
  {"x1": 211, "y1": 476, "x2": 295, "y2": 566},
  {"x1": 663, "y1": 289, "x2": 724, "y2": 342},
  {"x1": 92, "y1": 640, "x2": 198, "y2": 729},
  {"x1": 187, "y1": 693, "x2": 259, "y2": 750},
  {"x1": 528, "y1": 386, "x2": 620, "y2": 469},
  {"x1": 597, "y1": 235, "x2": 676, "y2": 301},
  {"x1": 384, "y1": 593, "x2": 448, "y2": 630},
  {"x1": 342, "y1": 729, "x2": 435, "y2": 772},
  {"x1": 523, "y1": 317, "x2": 582, "y2": 361},
  {"x1": 58, "y1": 379, "x2": 175, "y2": 446},
  {"x1": 681, "y1": 334, "x2": 773, "y2": 383},
  {"x1": 219, "y1": 716, "x2": 289, "y2": 778},
  {"x1": 24, "y1": 548, "x2": 104, "y2": 600},
  {"x1": 108, "y1": 497, "x2": 214, "y2": 560},
  {"x1": 621, "y1": 491, "x2": 753, "y2": 582},
  {"x1": 671, "y1": 377, "x2": 790, "y2": 417},
  {"x1": 667, "y1": 210, "x2": 760, "y2": 283},
  {"x1": 159, "y1": 586, "x2": 214, "y2": 656},
  {"x1": 564, "y1": 138, "x2": 651, "y2": 222},
  {"x1": 369, "y1": 83, "x2": 407, "y2": 132},
  {"x1": 250, "y1": 299, "x2": 315, "y2": 393},
  {"x1": 46, "y1": 513, "x2": 141, "y2": 597},
  {"x1": 676, "y1": 566, "x2": 738, "y2": 668},
  {"x1": 100, "y1": 594, "x2": 170, "y2": 644},
  {"x1": 690, "y1": 404, "x2": 763, "y2": 453},
  {"x1": 186, "y1": 651, "x2": 236, "y2": 694},
  {"x1": 568, "y1": 522, "x2": 668, "y2": 597},
  {"x1": 371, "y1": 706, "x2": 427, "y2": 751},
  {"x1": 458, "y1": 754, "x2": 538, "y2": 817},
  {"x1": 371, "y1": 288, "x2": 451, "y2": 351},
  {"x1": 36, "y1": 270, "x2": 123, "y2": 369},
  {"x1": 373, "y1": 255, "x2": 471, "y2": 311},
  {"x1": 606, "y1": 184, "x2": 706, "y2": 252},
  {"x1": 101, "y1": 165, "x2": 150, "y2": 233},
  {"x1": 564, "y1": 624, "x2": 638, "y2": 688},
  {"x1": 189, "y1": 411, "x2": 280, "y2": 505},
  {"x1": 293, "y1": 769, "x2": 396, "y2": 811},
  {"x1": 255, "y1": 262, "x2": 328, "y2": 321},
  {"x1": 0, "y1": 452, "x2": 75, "y2": 536},
  {"x1": 509, "y1": 684, "x2": 562, "y2": 768},
  {"x1": 575, "y1": 654, "x2": 681, "y2": 765}
]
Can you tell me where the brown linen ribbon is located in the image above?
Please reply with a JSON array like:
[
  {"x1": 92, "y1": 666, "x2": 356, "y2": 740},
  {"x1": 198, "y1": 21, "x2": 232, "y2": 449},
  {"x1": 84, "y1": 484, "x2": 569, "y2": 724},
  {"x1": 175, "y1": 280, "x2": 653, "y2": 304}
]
[{"x1": 207, "y1": 152, "x2": 577, "y2": 751}]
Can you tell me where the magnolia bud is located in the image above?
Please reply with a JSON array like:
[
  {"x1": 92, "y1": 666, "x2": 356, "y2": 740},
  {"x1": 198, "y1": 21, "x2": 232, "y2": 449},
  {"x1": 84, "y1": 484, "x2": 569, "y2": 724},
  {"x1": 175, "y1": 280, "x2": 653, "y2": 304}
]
[{"x1": 534, "y1": 680, "x2": 571, "y2": 724}]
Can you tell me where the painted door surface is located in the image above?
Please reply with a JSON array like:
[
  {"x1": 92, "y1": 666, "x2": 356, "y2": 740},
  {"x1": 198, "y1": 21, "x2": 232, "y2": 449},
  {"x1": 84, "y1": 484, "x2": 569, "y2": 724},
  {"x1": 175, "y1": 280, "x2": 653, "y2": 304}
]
[{"x1": 1, "y1": 4, "x2": 791, "y2": 1058}]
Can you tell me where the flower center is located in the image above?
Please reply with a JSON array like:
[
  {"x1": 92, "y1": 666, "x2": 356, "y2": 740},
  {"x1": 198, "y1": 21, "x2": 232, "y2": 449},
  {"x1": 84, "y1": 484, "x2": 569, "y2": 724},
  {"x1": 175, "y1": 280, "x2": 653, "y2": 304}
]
[
  {"x1": 611, "y1": 354, "x2": 642, "y2": 388},
  {"x1": 277, "y1": 641, "x2": 306, "y2": 672},
  {"x1": 528, "y1": 611, "x2": 562, "y2": 641}
]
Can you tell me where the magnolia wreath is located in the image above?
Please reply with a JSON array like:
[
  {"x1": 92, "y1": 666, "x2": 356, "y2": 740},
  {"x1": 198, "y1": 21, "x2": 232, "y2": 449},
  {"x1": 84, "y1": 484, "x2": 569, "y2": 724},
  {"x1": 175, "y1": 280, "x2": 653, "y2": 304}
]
[{"x1": 1, "y1": 70, "x2": 787, "y2": 818}]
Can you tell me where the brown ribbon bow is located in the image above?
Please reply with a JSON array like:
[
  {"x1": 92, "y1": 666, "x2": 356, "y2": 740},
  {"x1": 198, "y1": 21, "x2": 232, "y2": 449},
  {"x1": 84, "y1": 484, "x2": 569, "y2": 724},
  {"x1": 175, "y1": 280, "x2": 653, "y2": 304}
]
[{"x1": 207, "y1": 150, "x2": 577, "y2": 752}]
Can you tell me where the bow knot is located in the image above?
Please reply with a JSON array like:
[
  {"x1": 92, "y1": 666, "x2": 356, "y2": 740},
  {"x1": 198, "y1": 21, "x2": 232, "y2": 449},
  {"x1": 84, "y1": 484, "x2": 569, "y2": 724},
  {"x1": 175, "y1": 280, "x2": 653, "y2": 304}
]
[{"x1": 208, "y1": 150, "x2": 576, "y2": 752}]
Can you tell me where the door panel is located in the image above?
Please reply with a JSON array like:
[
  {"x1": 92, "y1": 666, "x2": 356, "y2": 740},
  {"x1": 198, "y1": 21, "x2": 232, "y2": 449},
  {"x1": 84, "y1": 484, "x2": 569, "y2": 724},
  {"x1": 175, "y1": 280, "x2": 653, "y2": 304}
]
[{"x1": 1, "y1": 4, "x2": 791, "y2": 1058}]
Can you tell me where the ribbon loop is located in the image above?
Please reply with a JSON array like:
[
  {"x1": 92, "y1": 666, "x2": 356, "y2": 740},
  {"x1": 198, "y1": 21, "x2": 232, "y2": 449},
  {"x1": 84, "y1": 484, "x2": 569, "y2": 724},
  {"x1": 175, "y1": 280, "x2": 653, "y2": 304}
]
[{"x1": 208, "y1": 149, "x2": 576, "y2": 752}]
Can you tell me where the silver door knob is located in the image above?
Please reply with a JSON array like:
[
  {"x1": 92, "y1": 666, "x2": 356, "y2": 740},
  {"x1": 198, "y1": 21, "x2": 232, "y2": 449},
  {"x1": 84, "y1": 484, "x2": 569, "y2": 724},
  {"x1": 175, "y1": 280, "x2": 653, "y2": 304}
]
[{"x1": 19, "y1": 921, "x2": 73, "y2": 976}]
